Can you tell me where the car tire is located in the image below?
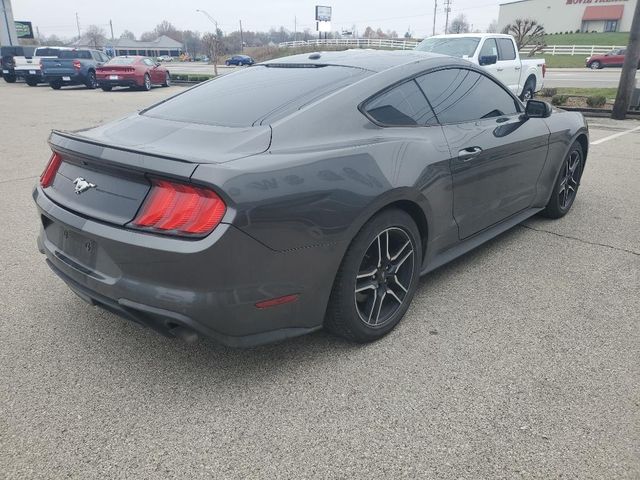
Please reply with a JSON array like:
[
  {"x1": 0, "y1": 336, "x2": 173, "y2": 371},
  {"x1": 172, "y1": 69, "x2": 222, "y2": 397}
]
[
  {"x1": 3, "y1": 74, "x2": 16, "y2": 83},
  {"x1": 589, "y1": 61, "x2": 601, "y2": 70},
  {"x1": 162, "y1": 72, "x2": 171, "y2": 87},
  {"x1": 26, "y1": 79, "x2": 38, "y2": 87},
  {"x1": 325, "y1": 208, "x2": 422, "y2": 343},
  {"x1": 541, "y1": 142, "x2": 584, "y2": 219},
  {"x1": 225, "y1": 61, "x2": 230, "y2": 66},
  {"x1": 520, "y1": 78, "x2": 535, "y2": 102},
  {"x1": 49, "y1": 80, "x2": 62, "y2": 90},
  {"x1": 85, "y1": 70, "x2": 97, "y2": 89},
  {"x1": 100, "y1": 86, "x2": 112, "y2": 92},
  {"x1": 142, "y1": 73, "x2": 151, "y2": 91}
]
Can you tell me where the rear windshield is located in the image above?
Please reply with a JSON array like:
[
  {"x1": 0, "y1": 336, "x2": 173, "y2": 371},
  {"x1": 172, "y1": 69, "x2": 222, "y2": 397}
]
[
  {"x1": 60, "y1": 50, "x2": 92, "y2": 59},
  {"x1": 415, "y1": 37, "x2": 481, "y2": 58},
  {"x1": 105, "y1": 57, "x2": 137, "y2": 65},
  {"x1": 143, "y1": 65, "x2": 370, "y2": 127},
  {"x1": 35, "y1": 48, "x2": 64, "y2": 57}
]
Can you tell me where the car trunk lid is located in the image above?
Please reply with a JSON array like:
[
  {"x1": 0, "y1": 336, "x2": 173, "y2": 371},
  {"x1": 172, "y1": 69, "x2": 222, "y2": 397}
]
[{"x1": 71, "y1": 113, "x2": 272, "y2": 164}]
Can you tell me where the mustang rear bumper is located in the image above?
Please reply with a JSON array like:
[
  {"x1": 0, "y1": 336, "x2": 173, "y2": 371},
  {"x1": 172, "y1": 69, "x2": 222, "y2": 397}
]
[
  {"x1": 97, "y1": 78, "x2": 140, "y2": 88},
  {"x1": 34, "y1": 186, "x2": 342, "y2": 347}
]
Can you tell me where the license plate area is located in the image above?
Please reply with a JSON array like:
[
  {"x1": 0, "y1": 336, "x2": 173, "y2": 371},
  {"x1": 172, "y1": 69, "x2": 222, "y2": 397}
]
[
  {"x1": 62, "y1": 76, "x2": 71, "y2": 81},
  {"x1": 57, "y1": 228, "x2": 98, "y2": 269},
  {"x1": 109, "y1": 75, "x2": 118, "y2": 80},
  {"x1": 29, "y1": 70, "x2": 36, "y2": 75}
]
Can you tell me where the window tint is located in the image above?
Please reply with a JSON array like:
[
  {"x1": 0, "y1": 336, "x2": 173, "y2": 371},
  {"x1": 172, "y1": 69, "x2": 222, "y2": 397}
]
[
  {"x1": 497, "y1": 38, "x2": 516, "y2": 61},
  {"x1": 416, "y1": 68, "x2": 519, "y2": 124},
  {"x1": 106, "y1": 57, "x2": 137, "y2": 65},
  {"x1": 59, "y1": 50, "x2": 91, "y2": 59},
  {"x1": 144, "y1": 65, "x2": 370, "y2": 127},
  {"x1": 35, "y1": 48, "x2": 63, "y2": 57},
  {"x1": 143, "y1": 58, "x2": 155, "y2": 66},
  {"x1": 364, "y1": 80, "x2": 436, "y2": 126}
]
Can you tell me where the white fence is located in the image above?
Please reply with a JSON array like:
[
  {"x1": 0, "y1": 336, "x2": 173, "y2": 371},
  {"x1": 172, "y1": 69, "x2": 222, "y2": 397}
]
[
  {"x1": 278, "y1": 38, "x2": 419, "y2": 50},
  {"x1": 279, "y1": 38, "x2": 622, "y2": 56},
  {"x1": 522, "y1": 44, "x2": 623, "y2": 56}
]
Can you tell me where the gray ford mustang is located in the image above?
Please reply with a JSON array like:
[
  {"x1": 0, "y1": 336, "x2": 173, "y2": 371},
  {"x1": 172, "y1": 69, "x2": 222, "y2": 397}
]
[{"x1": 34, "y1": 50, "x2": 588, "y2": 347}]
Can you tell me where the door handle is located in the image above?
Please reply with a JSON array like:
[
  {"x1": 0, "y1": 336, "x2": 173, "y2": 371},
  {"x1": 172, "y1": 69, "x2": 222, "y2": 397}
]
[
  {"x1": 497, "y1": 68, "x2": 504, "y2": 72},
  {"x1": 458, "y1": 146, "x2": 483, "y2": 161},
  {"x1": 515, "y1": 66, "x2": 521, "y2": 71}
]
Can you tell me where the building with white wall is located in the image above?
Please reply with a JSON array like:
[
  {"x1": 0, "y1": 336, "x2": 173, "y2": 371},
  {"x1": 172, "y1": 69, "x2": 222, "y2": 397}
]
[{"x1": 498, "y1": 0, "x2": 637, "y2": 34}]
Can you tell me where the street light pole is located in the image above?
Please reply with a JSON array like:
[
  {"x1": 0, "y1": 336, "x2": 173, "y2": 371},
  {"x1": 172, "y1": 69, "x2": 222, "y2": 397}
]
[{"x1": 196, "y1": 9, "x2": 218, "y2": 76}]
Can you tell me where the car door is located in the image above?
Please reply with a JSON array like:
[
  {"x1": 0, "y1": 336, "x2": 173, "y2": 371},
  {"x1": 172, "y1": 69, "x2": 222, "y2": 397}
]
[
  {"x1": 478, "y1": 38, "x2": 499, "y2": 78},
  {"x1": 416, "y1": 68, "x2": 550, "y2": 239},
  {"x1": 603, "y1": 50, "x2": 620, "y2": 67},
  {"x1": 496, "y1": 38, "x2": 520, "y2": 93},
  {"x1": 144, "y1": 57, "x2": 162, "y2": 83}
]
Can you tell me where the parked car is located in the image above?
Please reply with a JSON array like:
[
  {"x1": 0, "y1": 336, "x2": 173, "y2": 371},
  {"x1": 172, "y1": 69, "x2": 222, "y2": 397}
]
[
  {"x1": 585, "y1": 48, "x2": 640, "y2": 69},
  {"x1": 225, "y1": 55, "x2": 255, "y2": 66},
  {"x1": 33, "y1": 50, "x2": 588, "y2": 347},
  {"x1": 14, "y1": 46, "x2": 72, "y2": 86},
  {"x1": 41, "y1": 49, "x2": 110, "y2": 90},
  {"x1": 96, "y1": 56, "x2": 171, "y2": 91},
  {"x1": 157, "y1": 55, "x2": 173, "y2": 62},
  {"x1": 415, "y1": 33, "x2": 546, "y2": 101}
]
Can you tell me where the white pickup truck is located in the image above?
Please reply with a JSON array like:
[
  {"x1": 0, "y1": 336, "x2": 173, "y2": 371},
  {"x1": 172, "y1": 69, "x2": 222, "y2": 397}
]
[
  {"x1": 13, "y1": 46, "x2": 71, "y2": 86},
  {"x1": 415, "y1": 33, "x2": 546, "y2": 102}
]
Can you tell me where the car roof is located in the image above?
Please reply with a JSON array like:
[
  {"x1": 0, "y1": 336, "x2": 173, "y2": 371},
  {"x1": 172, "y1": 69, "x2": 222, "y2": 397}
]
[{"x1": 261, "y1": 49, "x2": 445, "y2": 73}]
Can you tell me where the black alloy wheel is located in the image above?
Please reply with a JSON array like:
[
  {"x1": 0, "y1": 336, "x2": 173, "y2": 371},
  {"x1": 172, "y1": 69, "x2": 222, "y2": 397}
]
[
  {"x1": 85, "y1": 71, "x2": 97, "y2": 89},
  {"x1": 325, "y1": 208, "x2": 422, "y2": 343},
  {"x1": 355, "y1": 227, "x2": 415, "y2": 327},
  {"x1": 542, "y1": 142, "x2": 584, "y2": 218}
]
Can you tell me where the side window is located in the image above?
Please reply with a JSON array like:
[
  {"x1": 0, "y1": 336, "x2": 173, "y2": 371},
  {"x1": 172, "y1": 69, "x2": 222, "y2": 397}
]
[
  {"x1": 479, "y1": 39, "x2": 498, "y2": 58},
  {"x1": 416, "y1": 68, "x2": 519, "y2": 124},
  {"x1": 143, "y1": 58, "x2": 155, "y2": 66},
  {"x1": 497, "y1": 39, "x2": 517, "y2": 61},
  {"x1": 364, "y1": 80, "x2": 437, "y2": 126}
]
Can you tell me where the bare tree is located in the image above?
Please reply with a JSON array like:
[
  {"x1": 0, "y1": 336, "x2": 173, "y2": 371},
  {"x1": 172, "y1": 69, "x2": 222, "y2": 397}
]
[
  {"x1": 84, "y1": 25, "x2": 107, "y2": 49},
  {"x1": 154, "y1": 20, "x2": 182, "y2": 42},
  {"x1": 140, "y1": 31, "x2": 158, "y2": 42},
  {"x1": 120, "y1": 30, "x2": 136, "y2": 41},
  {"x1": 202, "y1": 32, "x2": 218, "y2": 76},
  {"x1": 450, "y1": 14, "x2": 470, "y2": 34},
  {"x1": 487, "y1": 19, "x2": 499, "y2": 33},
  {"x1": 502, "y1": 18, "x2": 546, "y2": 57}
]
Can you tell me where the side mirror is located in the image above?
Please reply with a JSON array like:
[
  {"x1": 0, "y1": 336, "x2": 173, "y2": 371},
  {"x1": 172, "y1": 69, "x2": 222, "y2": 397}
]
[
  {"x1": 525, "y1": 99, "x2": 552, "y2": 118},
  {"x1": 155, "y1": 62, "x2": 161, "y2": 67},
  {"x1": 479, "y1": 55, "x2": 497, "y2": 66}
]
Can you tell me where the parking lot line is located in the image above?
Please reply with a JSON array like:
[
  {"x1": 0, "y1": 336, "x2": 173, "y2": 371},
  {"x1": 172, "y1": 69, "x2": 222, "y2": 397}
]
[{"x1": 590, "y1": 125, "x2": 640, "y2": 145}]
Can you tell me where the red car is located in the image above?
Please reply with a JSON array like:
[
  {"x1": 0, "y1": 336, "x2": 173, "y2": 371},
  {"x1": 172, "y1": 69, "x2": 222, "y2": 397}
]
[
  {"x1": 585, "y1": 48, "x2": 639, "y2": 70},
  {"x1": 96, "y1": 56, "x2": 171, "y2": 91}
]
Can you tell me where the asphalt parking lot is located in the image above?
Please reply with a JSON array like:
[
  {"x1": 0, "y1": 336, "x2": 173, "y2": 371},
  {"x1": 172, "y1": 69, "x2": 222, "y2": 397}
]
[{"x1": 0, "y1": 81, "x2": 638, "y2": 479}]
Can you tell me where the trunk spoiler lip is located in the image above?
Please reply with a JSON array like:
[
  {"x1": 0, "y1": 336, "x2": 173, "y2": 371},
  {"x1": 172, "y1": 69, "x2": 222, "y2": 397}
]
[{"x1": 49, "y1": 129, "x2": 195, "y2": 165}]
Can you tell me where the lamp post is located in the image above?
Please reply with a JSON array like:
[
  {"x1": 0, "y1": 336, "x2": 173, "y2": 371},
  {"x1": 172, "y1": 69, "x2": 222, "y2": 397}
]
[{"x1": 196, "y1": 9, "x2": 218, "y2": 75}]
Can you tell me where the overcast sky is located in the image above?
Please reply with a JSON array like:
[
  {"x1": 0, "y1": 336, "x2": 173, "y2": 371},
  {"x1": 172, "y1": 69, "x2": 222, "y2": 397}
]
[{"x1": 13, "y1": 0, "x2": 503, "y2": 40}]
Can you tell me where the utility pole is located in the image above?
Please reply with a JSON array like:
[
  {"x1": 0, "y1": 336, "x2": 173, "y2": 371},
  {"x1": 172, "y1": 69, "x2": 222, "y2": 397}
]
[
  {"x1": 612, "y1": 1, "x2": 640, "y2": 120},
  {"x1": 75, "y1": 12, "x2": 81, "y2": 39},
  {"x1": 109, "y1": 19, "x2": 114, "y2": 42},
  {"x1": 433, "y1": 0, "x2": 437, "y2": 36},
  {"x1": 444, "y1": 0, "x2": 452, "y2": 34},
  {"x1": 196, "y1": 9, "x2": 218, "y2": 76},
  {"x1": 239, "y1": 20, "x2": 244, "y2": 52},
  {"x1": 294, "y1": 16, "x2": 297, "y2": 42}
]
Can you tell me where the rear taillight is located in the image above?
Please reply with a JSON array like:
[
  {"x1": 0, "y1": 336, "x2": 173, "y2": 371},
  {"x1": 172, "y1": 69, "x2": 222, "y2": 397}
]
[
  {"x1": 132, "y1": 179, "x2": 226, "y2": 236},
  {"x1": 73, "y1": 60, "x2": 81, "y2": 70},
  {"x1": 40, "y1": 152, "x2": 62, "y2": 188}
]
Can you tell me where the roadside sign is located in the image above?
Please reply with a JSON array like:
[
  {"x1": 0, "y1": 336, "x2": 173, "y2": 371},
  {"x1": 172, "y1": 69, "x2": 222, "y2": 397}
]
[{"x1": 15, "y1": 21, "x2": 34, "y2": 39}]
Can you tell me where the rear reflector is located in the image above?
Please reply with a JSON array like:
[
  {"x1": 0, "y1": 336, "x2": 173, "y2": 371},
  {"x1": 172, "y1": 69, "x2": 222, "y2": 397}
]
[
  {"x1": 40, "y1": 152, "x2": 62, "y2": 188},
  {"x1": 132, "y1": 179, "x2": 226, "y2": 236},
  {"x1": 255, "y1": 294, "x2": 299, "y2": 309}
]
